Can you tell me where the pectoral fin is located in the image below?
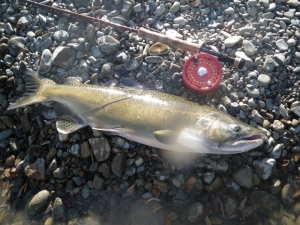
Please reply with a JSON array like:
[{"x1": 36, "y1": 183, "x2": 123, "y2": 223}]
[
  {"x1": 54, "y1": 103, "x2": 86, "y2": 134},
  {"x1": 154, "y1": 130, "x2": 178, "y2": 144}
]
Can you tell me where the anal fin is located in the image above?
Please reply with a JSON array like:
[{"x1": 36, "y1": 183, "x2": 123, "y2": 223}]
[{"x1": 54, "y1": 103, "x2": 86, "y2": 134}]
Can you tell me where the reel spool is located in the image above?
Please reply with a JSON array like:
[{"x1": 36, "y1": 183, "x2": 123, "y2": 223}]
[{"x1": 182, "y1": 53, "x2": 223, "y2": 94}]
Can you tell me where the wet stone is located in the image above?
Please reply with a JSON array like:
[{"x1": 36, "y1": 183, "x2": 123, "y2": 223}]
[
  {"x1": 93, "y1": 175, "x2": 104, "y2": 190},
  {"x1": 38, "y1": 49, "x2": 52, "y2": 74},
  {"x1": 172, "y1": 174, "x2": 185, "y2": 187},
  {"x1": 89, "y1": 137, "x2": 111, "y2": 162},
  {"x1": 223, "y1": 178, "x2": 242, "y2": 196},
  {"x1": 202, "y1": 171, "x2": 215, "y2": 184},
  {"x1": 97, "y1": 35, "x2": 120, "y2": 55},
  {"x1": 281, "y1": 183, "x2": 295, "y2": 207},
  {"x1": 52, "y1": 197, "x2": 65, "y2": 220},
  {"x1": 250, "y1": 190, "x2": 283, "y2": 219},
  {"x1": 53, "y1": 166, "x2": 68, "y2": 179},
  {"x1": 111, "y1": 153, "x2": 126, "y2": 177},
  {"x1": 223, "y1": 197, "x2": 238, "y2": 217},
  {"x1": 24, "y1": 158, "x2": 46, "y2": 180},
  {"x1": 27, "y1": 190, "x2": 51, "y2": 217},
  {"x1": 80, "y1": 141, "x2": 90, "y2": 158},
  {"x1": 20, "y1": 114, "x2": 31, "y2": 133},
  {"x1": 125, "y1": 165, "x2": 136, "y2": 176},
  {"x1": 231, "y1": 166, "x2": 253, "y2": 189},
  {"x1": 52, "y1": 46, "x2": 75, "y2": 69},
  {"x1": 124, "y1": 55, "x2": 143, "y2": 71},
  {"x1": 53, "y1": 30, "x2": 69, "y2": 41},
  {"x1": 7, "y1": 36, "x2": 26, "y2": 56},
  {"x1": 5, "y1": 155, "x2": 15, "y2": 167},
  {"x1": 253, "y1": 158, "x2": 276, "y2": 180},
  {"x1": 81, "y1": 185, "x2": 90, "y2": 199},
  {"x1": 187, "y1": 202, "x2": 204, "y2": 223}
]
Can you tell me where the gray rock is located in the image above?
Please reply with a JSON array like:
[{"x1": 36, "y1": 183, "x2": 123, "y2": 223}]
[
  {"x1": 269, "y1": 144, "x2": 283, "y2": 159},
  {"x1": 0, "y1": 129, "x2": 13, "y2": 142},
  {"x1": 272, "y1": 120, "x2": 284, "y2": 134},
  {"x1": 173, "y1": 16, "x2": 186, "y2": 26},
  {"x1": 17, "y1": 15, "x2": 31, "y2": 28},
  {"x1": 53, "y1": 30, "x2": 69, "y2": 41},
  {"x1": 231, "y1": 167, "x2": 253, "y2": 189},
  {"x1": 172, "y1": 174, "x2": 185, "y2": 187},
  {"x1": 124, "y1": 55, "x2": 143, "y2": 71},
  {"x1": 111, "y1": 153, "x2": 126, "y2": 177},
  {"x1": 101, "y1": 63, "x2": 114, "y2": 77},
  {"x1": 276, "y1": 39, "x2": 288, "y2": 52},
  {"x1": 52, "y1": 46, "x2": 75, "y2": 69},
  {"x1": 187, "y1": 202, "x2": 204, "y2": 223},
  {"x1": 89, "y1": 137, "x2": 111, "y2": 162},
  {"x1": 257, "y1": 74, "x2": 271, "y2": 86},
  {"x1": 121, "y1": 1, "x2": 132, "y2": 17},
  {"x1": 170, "y1": 2, "x2": 180, "y2": 13},
  {"x1": 235, "y1": 51, "x2": 253, "y2": 67},
  {"x1": 243, "y1": 40, "x2": 257, "y2": 56},
  {"x1": 154, "y1": 4, "x2": 165, "y2": 17},
  {"x1": 223, "y1": 197, "x2": 239, "y2": 217},
  {"x1": 93, "y1": 175, "x2": 104, "y2": 189},
  {"x1": 7, "y1": 36, "x2": 26, "y2": 56},
  {"x1": 224, "y1": 36, "x2": 243, "y2": 48},
  {"x1": 53, "y1": 166, "x2": 68, "y2": 179},
  {"x1": 5, "y1": 155, "x2": 15, "y2": 167},
  {"x1": 97, "y1": 35, "x2": 120, "y2": 55},
  {"x1": 81, "y1": 185, "x2": 90, "y2": 199},
  {"x1": 281, "y1": 183, "x2": 295, "y2": 207},
  {"x1": 27, "y1": 190, "x2": 51, "y2": 217},
  {"x1": 4, "y1": 22, "x2": 14, "y2": 34},
  {"x1": 287, "y1": 0, "x2": 300, "y2": 7},
  {"x1": 253, "y1": 158, "x2": 276, "y2": 180},
  {"x1": 263, "y1": 56, "x2": 275, "y2": 72},
  {"x1": 250, "y1": 190, "x2": 283, "y2": 219},
  {"x1": 80, "y1": 141, "x2": 90, "y2": 158},
  {"x1": 90, "y1": 46, "x2": 102, "y2": 58},
  {"x1": 145, "y1": 56, "x2": 163, "y2": 63},
  {"x1": 133, "y1": 3, "x2": 142, "y2": 13},
  {"x1": 24, "y1": 158, "x2": 46, "y2": 180},
  {"x1": 52, "y1": 197, "x2": 65, "y2": 220},
  {"x1": 224, "y1": 7, "x2": 235, "y2": 14},
  {"x1": 248, "y1": 6, "x2": 258, "y2": 16},
  {"x1": 46, "y1": 158, "x2": 57, "y2": 175},
  {"x1": 291, "y1": 101, "x2": 300, "y2": 116},
  {"x1": 38, "y1": 49, "x2": 52, "y2": 74},
  {"x1": 125, "y1": 165, "x2": 136, "y2": 176},
  {"x1": 202, "y1": 171, "x2": 215, "y2": 184}
]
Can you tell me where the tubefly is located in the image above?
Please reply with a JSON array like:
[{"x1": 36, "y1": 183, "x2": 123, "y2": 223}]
[{"x1": 8, "y1": 68, "x2": 265, "y2": 154}]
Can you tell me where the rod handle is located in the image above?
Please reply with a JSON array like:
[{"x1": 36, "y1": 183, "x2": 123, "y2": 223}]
[{"x1": 138, "y1": 28, "x2": 203, "y2": 54}]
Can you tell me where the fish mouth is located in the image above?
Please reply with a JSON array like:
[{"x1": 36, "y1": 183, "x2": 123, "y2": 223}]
[{"x1": 232, "y1": 133, "x2": 266, "y2": 148}]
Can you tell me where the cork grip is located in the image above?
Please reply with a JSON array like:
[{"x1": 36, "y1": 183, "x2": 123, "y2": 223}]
[{"x1": 138, "y1": 28, "x2": 202, "y2": 54}]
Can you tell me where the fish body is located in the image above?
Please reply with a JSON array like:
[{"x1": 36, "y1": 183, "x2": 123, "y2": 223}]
[{"x1": 8, "y1": 68, "x2": 265, "y2": 154}]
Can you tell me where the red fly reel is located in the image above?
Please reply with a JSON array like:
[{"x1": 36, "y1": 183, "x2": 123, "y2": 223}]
[{"x1": 182, "y1": 53, "x2": 223, "y2": 94}]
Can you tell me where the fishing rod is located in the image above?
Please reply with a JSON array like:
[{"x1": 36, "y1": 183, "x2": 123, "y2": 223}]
[{"x1": 19, "y1": 0, "x2": 246, "y2": 94}]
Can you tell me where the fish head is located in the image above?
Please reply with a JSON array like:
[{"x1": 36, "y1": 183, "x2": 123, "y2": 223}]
[{"x1": 191, "y1": 112, "x2": 266, "y2": 154}]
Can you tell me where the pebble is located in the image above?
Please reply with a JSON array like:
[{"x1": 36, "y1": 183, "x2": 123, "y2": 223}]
[
  {"x1": 263, "y1": 55, "x2": 275, "y2": 72},
  {"x1": 7, "y1": 36, "x2": 25, "y2": 56},
  {"x1": 170, "y1": 2, "x2": 180, "y2": 13},
  {"x1": 224, "y1": 36, "x2": 243, "y2": 48},
  {"x1": 27, "y1": 190, "x2": 51, "y2": 217},
  {"x1": 53, "y1": 166, "x2": 68, "y2": 179},
  {"x1": 243, "y1": 40, "x2": 257, "y2": 56},
  {"x1": 52, "y1": 197, "x2": 65, "y2": 220},
  {"x1": 97, "y1": 35, "x2": 120, "y2": 55},
  {"x1": 88, "y1": 137, "x2": 111, "y2": 162},
  {"x1": 173, "y1": 17, "x2": 186, "y2": 26},
  {"x1": 253, "y1": 158, "x2": 276, "y2": 180},
  {"x1": 257, "y1": 74, "x2": 271, "y2": 86},
  {"x1": 111, "y1": 153, "x2": 126, "y2": 177},
  {"x1": 52, "y1": 46, "x2": 75, "y2": 69},
  {"x1": 124, "y1": 55, "x2": 143, "y2": 71},
  {"x1": 53, "y1": 30, "x2": 69, "y2": 41},
  {"x1": 38, "y1": 49, "x2": 52, "y2": 74},
  {"x1": 276, "y1": 39, "x2": 289, "y2": 52},
  {"x1": 223, "y1": 197, "x2": 239, "y2": 217},
  {"x1": 5, "y1": 155, "x2": 15, "y2": 167},
  {"x1": 281, "y1": 183, "x2": 295, "y2": 207},
  {"x1": 171, "y1": 174, "x2": 185, "y2": 187},
  {"x1": 154, "y1": 4, "x2": 165, "y2": 17},
  {"x1": 187, "y1": 202, "x2": 203, "y2": 223},
  {"x1": 92, "y1": 175, "x2": 104, "y2": 189},
  {"x1": 81, "y1": 185, "x2": 90, "y2": 199},
  {"x1": 231, "y1": 166, "x2": 253, "y2": 189},
  {"x1": 80, "y1": 141, "x2": 90, "y2": 158},
  {"x1": 24, "y1": 158, "x2": 46, "y2": 180},
  {"x1": 250, "y1": 190, "x2": 283, "y2": 219}
]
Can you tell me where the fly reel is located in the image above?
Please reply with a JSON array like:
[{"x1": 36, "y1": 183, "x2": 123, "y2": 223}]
[{"x1": 182, "y1": 53, "x2": 223, "y2": 94}]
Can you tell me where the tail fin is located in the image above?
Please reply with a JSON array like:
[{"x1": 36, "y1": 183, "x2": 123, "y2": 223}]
[{"x1": 8, "y1": 68, "x2": 56, "y2": 110}]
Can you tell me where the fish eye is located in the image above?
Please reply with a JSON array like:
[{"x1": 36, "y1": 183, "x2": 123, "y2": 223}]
[{"x1": 234, "y1": 126, "x2": 241, "y2": 132}]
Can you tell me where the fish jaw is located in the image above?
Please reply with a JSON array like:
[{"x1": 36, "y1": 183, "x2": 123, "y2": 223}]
[{"x1": 217, "y1": 132, "x2": 266, "y2": 154}]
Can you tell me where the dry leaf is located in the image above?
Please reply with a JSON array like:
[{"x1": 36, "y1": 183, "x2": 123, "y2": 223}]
[
  {"x1": 186, "y1": 176, "x2": 196, "y2": 185},
  {"x1": 238, "y1": 197, "x2": 248, "y2": 211},
  {"x1": 146, "y1": 197, "x2": 162, "y2": 203},
  {"x1": 17, "y1": 183, "x2": 28, "y2": 198},
  {"x1": 204, "y1": 216, "x2": 212, "y2": 225},
  {"x1": 122, "y1": 184, "x2": 135, "y2": 197},
  {"x1": 165, "y1": 217, "x2": 172, "y2": 225},
  {"x1": 242, "y1": 205, "x2": 258, "y2": 218},
  {"x1": 293, "y1": 189, "x2": 300, "y2": 198},
  {"x1": 69, "y1": 187, "x2": 81, "y2": 196},
  {"x1": 153, "y1": 205, "x2": 164, "y2": 213}
]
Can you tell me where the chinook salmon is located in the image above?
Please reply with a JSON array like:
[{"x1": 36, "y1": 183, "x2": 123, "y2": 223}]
[{"x1": 8, "y1": 68, "x2": 265, "y2": 154}]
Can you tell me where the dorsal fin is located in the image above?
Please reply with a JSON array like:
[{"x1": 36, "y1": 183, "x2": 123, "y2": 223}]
[{"x1": 54, "y1": 103, "x2": 86, "y2": 134}]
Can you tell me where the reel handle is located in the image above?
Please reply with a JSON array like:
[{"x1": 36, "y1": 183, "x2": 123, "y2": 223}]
[{"x1": 138, "y1": 28, "x2": 245, "y2": 69}]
